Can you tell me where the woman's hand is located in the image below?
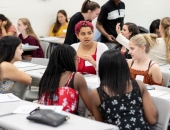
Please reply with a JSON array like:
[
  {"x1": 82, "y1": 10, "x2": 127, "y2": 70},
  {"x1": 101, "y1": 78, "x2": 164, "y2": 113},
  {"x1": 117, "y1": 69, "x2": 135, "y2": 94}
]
[
  {"x1": 1, "y1": 21, "x2": 7, "y2": 28},
  {"x1": 22, "y1": 55, "x2": 32, "y2": 61},
  {"x1": 84, "y1": 54, "x2": 96, "y2": 68},
  {"x1": 116, "y1": 23, "x2": 121, "y2": 34}
]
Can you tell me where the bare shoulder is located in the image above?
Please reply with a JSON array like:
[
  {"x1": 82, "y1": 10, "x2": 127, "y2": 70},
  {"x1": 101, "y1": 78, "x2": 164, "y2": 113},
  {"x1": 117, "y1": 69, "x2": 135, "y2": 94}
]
[
  {"x1": 1, "y1": 62, "x2": 17, "y2": 71},
  {"x1": 150, "y1": 61, "x2": 160, "y2": 70},
  {"x1": 74, "y1": 72, "x2": 85, "y2": 81}
]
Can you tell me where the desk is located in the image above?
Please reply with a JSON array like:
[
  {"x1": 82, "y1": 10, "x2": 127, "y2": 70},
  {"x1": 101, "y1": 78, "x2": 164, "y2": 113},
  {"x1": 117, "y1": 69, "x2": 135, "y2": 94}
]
[
  {"x1": 14, "y1": 61, "x2": 46, "y2": 71},
  {"x1": 0, "y1": 100, "x2": 119, "y2": 130},
  {"x1": 22, "y1": 45, "x2": 39, "y2": 51}
]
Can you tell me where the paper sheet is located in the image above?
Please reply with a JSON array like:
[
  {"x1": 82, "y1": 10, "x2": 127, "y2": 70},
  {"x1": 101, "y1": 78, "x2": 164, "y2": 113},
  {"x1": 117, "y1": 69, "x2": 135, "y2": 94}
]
[
  {"x1": 0, "y1": 93, "x2": 21, "y2": 103},
  {"x1": 159, "y1": 94, "x2": 170, "y2": 99},
  {"x1": 14, "y1": 61, "x2": 37, "y2": 68},
  {"x1": 148, "y1": 90, "x2": 169, "y2": 97},
  {"x1": 39, "y1": 37, "x2": 58, "y2": 41},
  {"x1": 13, "y1": 105, "x2": 63, "y2": 114}
]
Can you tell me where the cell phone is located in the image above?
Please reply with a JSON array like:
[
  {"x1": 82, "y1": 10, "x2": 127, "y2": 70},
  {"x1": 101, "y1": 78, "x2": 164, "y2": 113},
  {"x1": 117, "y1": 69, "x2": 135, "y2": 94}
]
[{"x1": 146, "y1": 85, "x2": 155, "y2": 90}]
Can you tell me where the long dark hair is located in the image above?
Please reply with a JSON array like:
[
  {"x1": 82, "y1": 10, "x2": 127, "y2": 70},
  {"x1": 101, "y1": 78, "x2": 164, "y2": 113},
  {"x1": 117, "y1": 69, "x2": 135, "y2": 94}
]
[
  {"x1": 0, "y1": 14, "x2": 12, "y2": 31},
  {"x1": 38, "y1": 44, "x2": 77, "y2": 104},
  {"x1": 81, "y1": 0, "x2": 100, "y2": 13},
  {"x1": 52, "y1": 10, "x2": 68, "y2": 34},
  {"x1": 0, "y1": 36, "x2": 21, "y2": 63},
  {"x1": 98, "y1": 49, "x2": 132, "y2": 97}
]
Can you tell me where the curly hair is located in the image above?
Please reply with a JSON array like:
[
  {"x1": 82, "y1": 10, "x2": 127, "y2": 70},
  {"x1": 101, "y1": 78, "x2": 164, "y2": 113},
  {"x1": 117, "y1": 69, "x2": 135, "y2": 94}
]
[{"x1": 75, "y1": 20, "x2": 94, "y2": 34}]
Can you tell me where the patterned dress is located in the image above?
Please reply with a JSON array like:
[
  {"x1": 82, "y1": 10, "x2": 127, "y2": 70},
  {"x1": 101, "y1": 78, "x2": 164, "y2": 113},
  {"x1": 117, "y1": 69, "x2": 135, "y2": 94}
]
[
  {"x1": 39, "y1": 72, "x2": 79, "y2": 114},
  {"x1": 97, "y1": 80, "x2": 152, "y2": 130},
  {"x1": 0, "y1": 79, "x2": 15, "y2": 93}
]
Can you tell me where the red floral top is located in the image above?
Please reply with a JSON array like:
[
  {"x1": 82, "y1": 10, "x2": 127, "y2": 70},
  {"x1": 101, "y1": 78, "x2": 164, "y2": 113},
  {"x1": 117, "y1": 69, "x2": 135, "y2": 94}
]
[
  {"x1": 77, "y1": 49, "x2": 97, "y2": 74},
  {"x1": 38, "y1": 72, "x2": 79, "y2": 113}
]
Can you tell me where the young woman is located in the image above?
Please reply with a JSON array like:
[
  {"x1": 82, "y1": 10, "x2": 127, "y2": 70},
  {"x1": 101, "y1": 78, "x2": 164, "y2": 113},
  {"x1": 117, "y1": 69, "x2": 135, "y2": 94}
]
[
  {"x1": 0, "y1": 36, "x2": 32, "y2": 93},
  {"x1": 128, "y1": 34, "x2": 163, "y2": 85},
  {"x1": 17, "y1": 18, "x2": 44, "y2": 61},
  {"x1": 91, "y1": 49, "x2": 158, "y2": 129},
  {"x1": 116, "y1": 17, "x2": 170, "y2": 66},
  {"x1": 0, "y1": 14, "x2": 17, "y2": 39},
  {"x1": 49, "y1": 10, "x2": 68, "y2": 38},
  {"x1": 38, "y1": 44, "x2": 92, "y2": 114},
  {"x1": 149, "y1": 19, "x2": 161, "y2": 38},
  {"x1": 71, "y1": 20, "x2": 108, "y2": 75},
  {"x1": 117, "y1": 22, "x2": 139, "y2": 59},
  {"x1": 64, "y1": 0, "x2": 100, "y2": 45}
]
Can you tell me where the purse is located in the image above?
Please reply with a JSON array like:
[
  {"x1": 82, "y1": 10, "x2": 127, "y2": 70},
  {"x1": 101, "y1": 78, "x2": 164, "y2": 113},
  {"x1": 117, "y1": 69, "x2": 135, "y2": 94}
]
[{"x1": 27, "y1": 107, "x2": 69, "y2": 127}]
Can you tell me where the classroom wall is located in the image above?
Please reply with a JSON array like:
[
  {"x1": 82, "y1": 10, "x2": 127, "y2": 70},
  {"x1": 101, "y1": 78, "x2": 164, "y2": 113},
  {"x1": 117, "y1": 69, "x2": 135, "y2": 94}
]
[{"x1": 0, "y1": 0, "x2": 170, "y2": 36}]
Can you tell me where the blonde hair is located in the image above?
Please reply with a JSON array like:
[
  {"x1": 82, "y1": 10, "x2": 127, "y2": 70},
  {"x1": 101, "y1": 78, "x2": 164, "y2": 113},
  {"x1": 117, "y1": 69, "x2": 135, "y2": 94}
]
[
  {"x1": 19, "y1": 18, "x2": 39, "y2": 43},
  {"x1": 130, "y1": 34, "x2": 157, "y2": 53},
  {"x1": 161, "y1": 17, "x2": 170, "y2": 62}
]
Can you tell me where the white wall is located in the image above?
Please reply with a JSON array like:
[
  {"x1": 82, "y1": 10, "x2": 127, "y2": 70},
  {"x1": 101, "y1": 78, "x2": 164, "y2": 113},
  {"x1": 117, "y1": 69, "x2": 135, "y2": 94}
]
[{"x1": 0, "y1": 0, "x2": 170, "y2": 36}]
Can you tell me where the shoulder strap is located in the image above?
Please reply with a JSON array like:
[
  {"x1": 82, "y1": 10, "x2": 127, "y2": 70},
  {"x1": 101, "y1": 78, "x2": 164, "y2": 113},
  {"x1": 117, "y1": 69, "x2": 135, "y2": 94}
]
[
  {"x1": 131, "y1": 79, "x2": 141, "y2": 94},
  {"x1": 65, "y1": 72, "x2": 75, "y2": 86},
  {"x1": 148, "y1": 60, "x2": 155, "y2": 71}
]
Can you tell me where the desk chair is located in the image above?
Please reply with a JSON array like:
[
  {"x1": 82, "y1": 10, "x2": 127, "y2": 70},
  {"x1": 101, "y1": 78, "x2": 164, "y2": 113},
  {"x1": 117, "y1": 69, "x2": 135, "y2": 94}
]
[
  {"x1": 40, "y1": 41, "x2": 50, "y2": 58},
  {"x1": 162, "y1": 71, "x2": 170, "y2": 87},
  {"x1": 25, "y1": 58, "x2": 49, "y2": 101},
  {"x1": 77, "y1": 96, "x2": 88, "y2": 118},
  {"x1": 8, "y1": 82, "x2": 29, "y2": 100},
  {"x1": 152, "y1": 97, "x2": 170, "y2": 130}
]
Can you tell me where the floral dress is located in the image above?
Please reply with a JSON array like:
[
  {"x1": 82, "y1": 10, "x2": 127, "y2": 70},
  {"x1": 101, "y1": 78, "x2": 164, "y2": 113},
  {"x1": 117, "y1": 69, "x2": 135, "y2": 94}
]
[
  {"x1": 0, "y1": 79, "x2": 15, "y2": 93},
  {"x1": 97, "y1": 80, "x2": 152, "y2": 130},
  {"x1": 39, "y1": 72, "x2": 79, "y2": 113}
]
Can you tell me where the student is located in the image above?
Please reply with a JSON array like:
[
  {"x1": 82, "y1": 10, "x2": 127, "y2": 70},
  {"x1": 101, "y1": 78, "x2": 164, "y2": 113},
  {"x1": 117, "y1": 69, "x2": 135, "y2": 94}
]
[
  {"x1": 0, "y1": 14, "x2": 17, "y2": 39},
  {"x1": 38, "y1": 44, "x2": 92, "y2": 114},
  {"x1": 149, "y1": 19, "x2": 161, "y2": 37},
  {"x1": 64, "y1": 0, "x2": 100, "y2": 45},
  {"x1": 49, "y1": 10, "x2": 68, "y2": 38},
  {"x1": 71, "y1": 21, "x2": 108, "y2": 74},
  {"x1": 96, "y1": 0, "x2": 125, "y2": 49},
  {"x1": 128, "y1": 34, "x2": 163, "y2": 85},
  {"x1": 0, "y1": 36, "x2": 32, "y2": 93},
  {"x1": 117, "y1": 22, "x2": 139, "y2": 59},
  {"x1": 17, "y1": 18, "x2": 44, "y2": 61},
  {"x1": 91, "y1": 49, "x2": 158, "y2": 129},
  {"x1": 116, "y1": 17, "x2": 170, "y2": 66}
]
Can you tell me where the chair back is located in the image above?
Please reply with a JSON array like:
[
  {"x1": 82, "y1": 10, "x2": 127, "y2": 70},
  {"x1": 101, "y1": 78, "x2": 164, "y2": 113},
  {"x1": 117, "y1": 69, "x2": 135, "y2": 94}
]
[
  {"x1": 152, "y1": 96, "x2": 170, "y2": 130},
  {"x1": 8, "y1": 82, "x2": 29, "y2": 99},
  {"x1": 31, "y1": 58, "x2": 49, "y2": 66},
  {"x1": 162, "y1": 71, "x2": 170, "y2": 87},
  {"x1": 40, "y1": 41, "x2": 50, "y2": 58},
  {"x1": 77, "y1": 96, "x2": 88, "y2": 117}
]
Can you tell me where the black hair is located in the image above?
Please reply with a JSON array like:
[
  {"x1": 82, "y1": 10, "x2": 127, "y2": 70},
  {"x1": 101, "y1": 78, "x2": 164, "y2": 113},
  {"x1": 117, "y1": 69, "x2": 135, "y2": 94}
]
[
  {"x1": 52, "y1": 10, "x2": 68, "y2": 34},
  {"x1": 0, "y1": 36, "x2": 21, "y2": 63},
  {"x1": 0, "y1": 14, "x2": 12, "y2": 30},
  {"x1": 38, "y1": 44, "x2": 77, "y2": 104},
  {"x1": 98, "y1": 49, "x2": 132, "y2": 97},
  {"x1": 81, "y1": 0, "x2": 100, "y2": 13},
  {"x1": 124, "y1": 22, "x2": 140, "y2": 39},
  {"x1": 149, "y1": 19, "x2": 160, "y2": 33}
]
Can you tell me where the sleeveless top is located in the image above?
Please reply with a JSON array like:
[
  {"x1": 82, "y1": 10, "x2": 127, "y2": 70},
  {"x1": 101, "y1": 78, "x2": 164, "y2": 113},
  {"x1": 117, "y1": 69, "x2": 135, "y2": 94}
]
[
  {"x1": 97, "y1": 80, "x2": 152, "y2": 130},
  {"x1": 130, "y1": 60, "x2": 163, "y2": 85},
  {"x1": 38, "y1": 72, "x2": 79, "y2": 113},
  {"x1": 0, "y1": 79, "x2": 15, "y2": 94},
  {"x1": 77, "y1": 49, "x2": 97, "y2": 74}
]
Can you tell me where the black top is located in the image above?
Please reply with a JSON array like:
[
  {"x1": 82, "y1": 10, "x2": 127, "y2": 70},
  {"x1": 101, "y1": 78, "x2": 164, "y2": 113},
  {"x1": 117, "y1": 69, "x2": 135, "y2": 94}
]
[
  {"x1": 97, "y1": 0, "x2": 125, "y2": 42},
  {"x1": 97, "y1": 80, "x2": 152, "y2": 129},
  {"x1": 64, "y1": 12, "x2": 84, "y2": 45}
]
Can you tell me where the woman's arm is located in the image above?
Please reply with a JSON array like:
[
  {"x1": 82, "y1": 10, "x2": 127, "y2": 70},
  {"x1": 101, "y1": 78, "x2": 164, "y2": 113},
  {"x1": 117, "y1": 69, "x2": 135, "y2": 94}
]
[
  {"x1": 1, "y1": 62, "x2": 32, "y2": 85},
  {"x1": 74, "y1": 73, "x2": 93, "y2": 113},
  {"x1": 91, "y1": 89, "x2": 104, "y2": 122},
  {"x1": 149, "y1": 63, "x2": 163, "y2": 85},
  {"x1": 137, "y1": 80, "x2": 158, "y2": 125},
  {"x1": 116, "y1": 23, "x2": 130, "y2": 49}
]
